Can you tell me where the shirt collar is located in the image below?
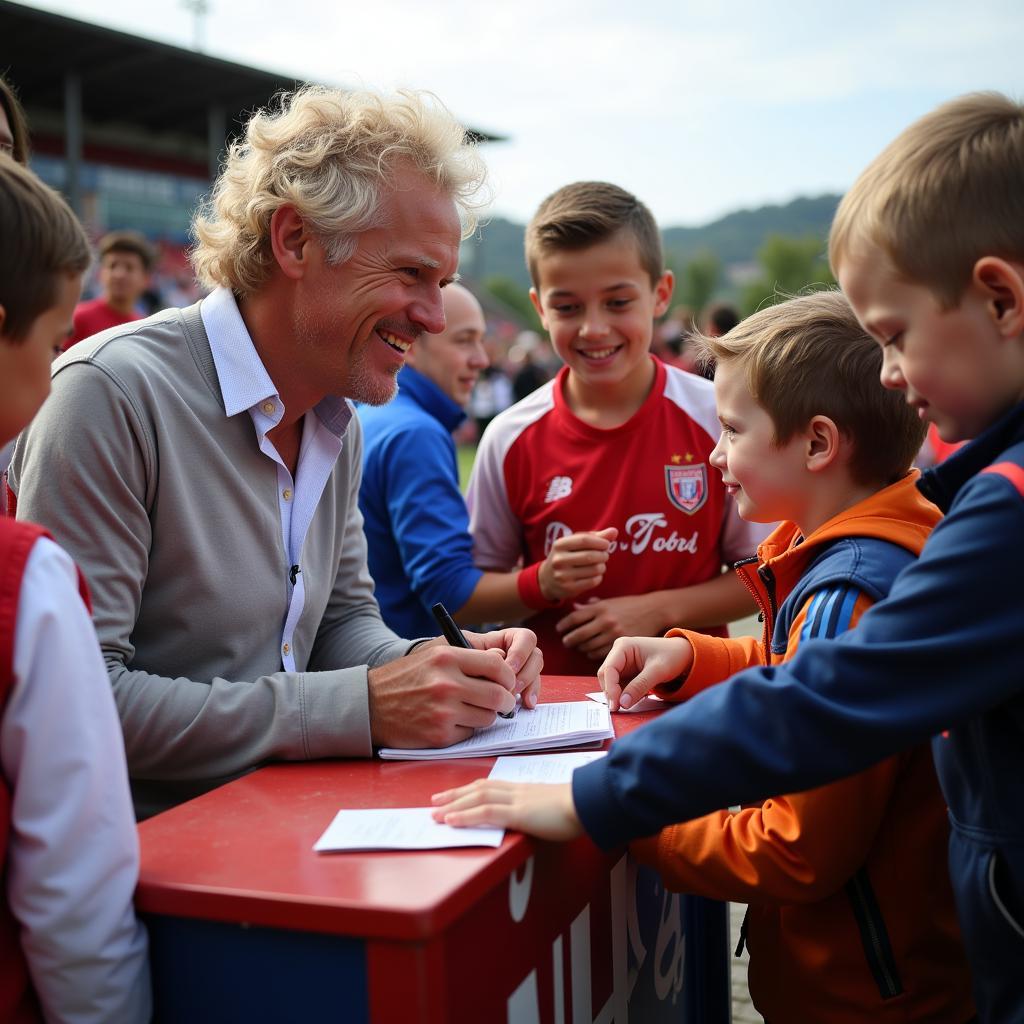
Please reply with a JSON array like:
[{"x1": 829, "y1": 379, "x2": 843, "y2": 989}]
[
  {"x1": 201, "y1": 286, "x2": 352, "y2": 437},
  {"x1": 396, "y1": 365, "x2": 467, "y2": 433}
]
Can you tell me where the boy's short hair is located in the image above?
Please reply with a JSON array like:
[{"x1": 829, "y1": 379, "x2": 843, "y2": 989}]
[
  {"x1": 0, "y1": 155, "x2": 90, "y2": 341},
  {"x1": 525, "y1": 182, "x2": 663, "y2": 288},
  {"x1": 829, "y1": 92, "x2": 1024, "y2": 306},
  {"x1": 693, "y1": 290, "x2": 926, "y2": 487},
  {"x1": 0, "y1": 74, "x2": 30, "y2": 165},
  {"x1": 98, "y1": 230, "x2": 155, "y2": 272}
]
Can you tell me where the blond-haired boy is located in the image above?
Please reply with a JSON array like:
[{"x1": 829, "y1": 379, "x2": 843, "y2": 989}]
[
  {"x1": 435, "y1": 93, "x2": 1024, "y2": 1021},
  {"x1": 467, "y1": 182, "x2": 766, "y2": 672}
]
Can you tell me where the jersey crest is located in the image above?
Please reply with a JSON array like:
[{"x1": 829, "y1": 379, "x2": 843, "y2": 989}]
[{"x1": 666, "y1": 463, "x2": 708, "y2": 514}]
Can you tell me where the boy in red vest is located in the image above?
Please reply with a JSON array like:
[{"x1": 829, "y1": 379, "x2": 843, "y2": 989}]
[{"x1": 0, "y1": 155, "x2": 150, "y2": 1021}]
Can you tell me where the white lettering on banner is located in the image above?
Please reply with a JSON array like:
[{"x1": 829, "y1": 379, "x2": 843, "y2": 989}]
[
  {"x1": 543, "y1": 516, "x2": 700, "y2": 558},
  {"x1": 509, "y1": 856, "x2": 534, "y2": 923},
  {"x1": 570, "y1": 904, "x2": 592, "y2": 1024},
  {"x1": 653, "y1": 888, "x2": 686, "y2": 1004},
  {"x1": 625, "y1": 859, "x2": 647, "y2": 996},
  {"x1": 508, "y1": 970, "x2": 541, "y2": 1024},
  {"x1": 552, "y1": 935, "x2": 565, "y2": 1024},
  {"x1": 505, "y1": 856, "x2": 684, "y2": 1024}
]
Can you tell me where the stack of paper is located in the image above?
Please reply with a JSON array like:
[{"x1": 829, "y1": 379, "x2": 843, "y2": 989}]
[{"x1": 378, "y1": 701, "x2": 614, "y2": 761}]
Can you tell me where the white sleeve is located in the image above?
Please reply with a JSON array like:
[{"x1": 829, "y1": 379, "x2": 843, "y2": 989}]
[
  {"x1": 1, "y1": 538, "x2": 151, "y2": 1024},
  {"x1": 466, "y1": 414, "x2": 530, "y2": 571}
]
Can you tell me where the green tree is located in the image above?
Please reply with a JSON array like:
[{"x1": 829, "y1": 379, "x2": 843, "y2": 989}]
[
  {"x1": 483, "y1": 275, "x2": 542, "y2": 330},
  {"x1": 677, "y1": 251, "x2": 721, "y2": 313},
  {"x1": 740, "y1": 234, "x2": 836, "y2": 316}
]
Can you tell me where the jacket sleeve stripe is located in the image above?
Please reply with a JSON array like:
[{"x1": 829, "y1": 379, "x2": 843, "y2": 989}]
[
  {"x1": 804, "y1": 585, "x2": 859, "y2": 641},
  {"x1": 982, "y1": 461, "x2": 1024, "y2": 499},
  {"x1": 800, "y1": 590, "x2": 828, "y2": 643}
]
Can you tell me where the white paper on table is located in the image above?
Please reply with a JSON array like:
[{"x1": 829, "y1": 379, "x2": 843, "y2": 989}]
[
  {"x1": 488, "y1": 751, "x2": 607, "y2": 784},
  {"x1": 313, "y1": 807, "x2": 504, "y2": 852},
  {"x1": 378, "y1": 701, "x2": 613, "y2": 761},
  {"x1": 585, "y1": 691, "x2": 668, "y2": 714}
]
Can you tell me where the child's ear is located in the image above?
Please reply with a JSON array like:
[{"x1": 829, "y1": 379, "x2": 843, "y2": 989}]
[
  {"x1": 804, "y1": 415, "x2": 840, "y2": 473},
  {"x1": 973, "y1": 257, "x2": 1024, "y2": 337},
  {"x1": 528, "y1": 287, "x2": 549, "y2": 331},
  {"x1": 269, "y1": 204, "x2": 312, "y2": 280},
  {"x1": 653, "y1": 270, "x2": 674, "y2": 318}
]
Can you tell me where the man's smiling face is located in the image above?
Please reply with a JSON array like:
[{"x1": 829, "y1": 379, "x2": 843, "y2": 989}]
[{"x1": 295, "y1": 164, "x2": 462, "y2": 406}]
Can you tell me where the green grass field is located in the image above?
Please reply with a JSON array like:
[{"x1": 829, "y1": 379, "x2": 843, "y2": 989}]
[{"x1": 456, "y1": 444, "x2": 477, "y2": 494}]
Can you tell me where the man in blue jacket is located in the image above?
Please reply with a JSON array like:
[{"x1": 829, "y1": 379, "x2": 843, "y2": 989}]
[{"x1": 359, "y1": 284, "x2": 603, "y2": 639}]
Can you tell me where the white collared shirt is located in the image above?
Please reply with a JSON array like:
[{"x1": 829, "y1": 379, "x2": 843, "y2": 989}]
[
  {"x1": 201, "y1": 287, "x2": 351, "y2": 672},
  {"x1": 3, "y1": 537, "x2": 151, "y2": 1022}
]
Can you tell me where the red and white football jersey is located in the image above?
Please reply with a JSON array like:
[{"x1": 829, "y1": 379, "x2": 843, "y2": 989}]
[{"x1": 468, "y1": 357, "x2": 768, "y2": 675}]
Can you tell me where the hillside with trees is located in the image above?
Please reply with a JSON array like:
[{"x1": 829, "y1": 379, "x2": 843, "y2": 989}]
[{"x1": 460, "y1": 192, "x2": 842, "y2": 321}]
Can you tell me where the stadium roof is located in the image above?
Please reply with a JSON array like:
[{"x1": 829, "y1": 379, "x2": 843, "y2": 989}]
[{"x1": 0, "y1": 0, "x2": 504, "y2": 184}]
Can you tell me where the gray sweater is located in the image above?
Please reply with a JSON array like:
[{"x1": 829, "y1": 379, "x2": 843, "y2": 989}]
[{"x1": 11, "y1": 303, "x2": 411, "y2": 817}]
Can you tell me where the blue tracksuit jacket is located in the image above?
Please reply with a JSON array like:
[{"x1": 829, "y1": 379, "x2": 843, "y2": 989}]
[{"x1": 357, "y1": 367, "x2": 482, "y2": 638}]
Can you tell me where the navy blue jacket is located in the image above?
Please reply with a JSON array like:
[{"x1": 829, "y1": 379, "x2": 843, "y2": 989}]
[
  {"x1": 573, "y1": 400, "x2": 1024, "y2": 1021},
  {"x1": 357, "y1": 367, "x2": 482, "y2": 637}
]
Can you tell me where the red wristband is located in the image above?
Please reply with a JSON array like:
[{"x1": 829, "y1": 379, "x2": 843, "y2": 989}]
[{"x1": 517, "y1": 561, "x2": 562, "y2": 611}]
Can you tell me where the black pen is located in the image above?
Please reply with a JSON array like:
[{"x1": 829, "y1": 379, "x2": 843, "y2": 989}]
[{"x1": 431, "y1": 602, "x2": 517, "y2": 719}]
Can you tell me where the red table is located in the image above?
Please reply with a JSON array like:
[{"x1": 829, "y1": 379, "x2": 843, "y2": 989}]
[{"x1": 136, "y1": 676, "x2": 729, "y2": 1022}]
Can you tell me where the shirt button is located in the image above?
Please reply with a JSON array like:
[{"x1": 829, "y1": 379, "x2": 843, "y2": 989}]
[
  {"x1": 282, "y1": 642, "x2": 291, "y2": 655},
  {"x1": 282, "y1": 488, "x2": 293, "y2": 501},
  {"x1": 262, "y1": 401, "x2": 275, "y2": 415}
]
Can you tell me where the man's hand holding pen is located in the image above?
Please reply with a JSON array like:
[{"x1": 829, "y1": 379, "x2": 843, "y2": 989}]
[{"x1": 366, "y1": 624, "x2": 542, "y2": 750}]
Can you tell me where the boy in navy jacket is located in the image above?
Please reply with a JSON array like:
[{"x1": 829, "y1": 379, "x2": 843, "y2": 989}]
[{"x1": 434, "y1": 92, "x2": 1024, "y2": 1021}]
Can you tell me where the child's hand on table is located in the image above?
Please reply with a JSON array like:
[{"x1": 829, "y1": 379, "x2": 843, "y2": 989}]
[{"x1": 431, "y1": 780, "x2": 583, "y2": 841}]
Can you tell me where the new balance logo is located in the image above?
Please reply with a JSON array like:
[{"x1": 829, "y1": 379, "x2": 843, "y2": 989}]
[{"x1": 544, "y1": 476, "x2": 573, "y2": 503}]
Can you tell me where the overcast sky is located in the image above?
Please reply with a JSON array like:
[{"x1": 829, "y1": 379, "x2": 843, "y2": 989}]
[{"x1": 22, "y1": 0, "x2": 1024, "y2": 227}]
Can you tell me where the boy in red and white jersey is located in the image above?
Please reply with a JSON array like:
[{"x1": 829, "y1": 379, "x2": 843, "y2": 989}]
[{"x1": 467, "y1": 182, "x2": 766, "y2": 674}]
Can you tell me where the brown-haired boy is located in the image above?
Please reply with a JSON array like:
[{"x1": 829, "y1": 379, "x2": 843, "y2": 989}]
[
  {"x1": 0, "y1": 155, "x2": 150, "y2": 1020},
  {"x1": 440, "y1": 290, "x2": 975, "y2": 1021},
  {"x1": 467, "y1": 182, "x2": 766, "y2": 672},
  {"x1": 65, "y1": 229, "x2": 154, "y2": 350},
  {"x1": 436, "y1": 94, "x2": 1024, "y2": 1021}
]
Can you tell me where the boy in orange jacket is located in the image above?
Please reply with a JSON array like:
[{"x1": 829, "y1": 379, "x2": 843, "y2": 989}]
[{"x1": 437, "y1": 290, "x2": 974, "y2": 1022}]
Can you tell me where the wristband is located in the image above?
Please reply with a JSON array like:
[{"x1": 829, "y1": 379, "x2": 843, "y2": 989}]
[{"x1": 517, "y1": 561, "x2": 563, "y2": 611}]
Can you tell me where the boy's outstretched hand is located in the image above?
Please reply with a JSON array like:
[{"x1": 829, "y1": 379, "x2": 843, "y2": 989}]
[
  {"x1": 598, "y1": 635, "x2": 694, "y2": 711},
  {"x1": 431, "y1": 779, "x2": 583, "y2": 841}
]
